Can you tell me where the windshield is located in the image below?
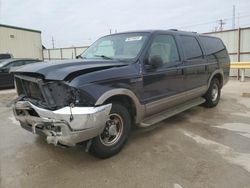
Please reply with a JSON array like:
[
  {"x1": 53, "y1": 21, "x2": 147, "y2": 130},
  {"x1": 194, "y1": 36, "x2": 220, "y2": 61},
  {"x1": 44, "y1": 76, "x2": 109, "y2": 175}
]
[
  {"x1": 80, "y1": 33, "x2": 149, "y2": 61},
  {"x1": 0, "y1": 60, "x2": 9, "y2": 68}
]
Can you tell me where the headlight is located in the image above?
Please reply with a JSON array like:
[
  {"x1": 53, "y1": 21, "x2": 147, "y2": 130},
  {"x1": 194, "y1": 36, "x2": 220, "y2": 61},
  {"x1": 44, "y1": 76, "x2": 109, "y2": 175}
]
[{"x1": 43, "y1": 81, "x2": 93, "y2": 109}]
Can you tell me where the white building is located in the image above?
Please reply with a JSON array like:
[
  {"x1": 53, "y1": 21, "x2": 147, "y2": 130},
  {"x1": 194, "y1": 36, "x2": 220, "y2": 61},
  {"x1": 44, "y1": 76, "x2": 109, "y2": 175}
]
[{"x1": 0, "y1": 24, "x2": 43, "y2": 60}]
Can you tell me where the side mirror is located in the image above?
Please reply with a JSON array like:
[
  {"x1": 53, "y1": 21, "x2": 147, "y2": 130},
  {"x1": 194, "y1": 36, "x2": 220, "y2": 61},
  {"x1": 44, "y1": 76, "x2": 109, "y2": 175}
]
[{"x1": 147, "y1": 55, "x2": 163, "y2": 69}]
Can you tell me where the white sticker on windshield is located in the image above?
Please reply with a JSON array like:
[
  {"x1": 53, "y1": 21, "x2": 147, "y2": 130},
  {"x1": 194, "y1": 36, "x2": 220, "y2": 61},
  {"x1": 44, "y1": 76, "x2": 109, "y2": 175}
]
[{"x1": 125, "y1": 36, "x2": 143, "y2": 42}]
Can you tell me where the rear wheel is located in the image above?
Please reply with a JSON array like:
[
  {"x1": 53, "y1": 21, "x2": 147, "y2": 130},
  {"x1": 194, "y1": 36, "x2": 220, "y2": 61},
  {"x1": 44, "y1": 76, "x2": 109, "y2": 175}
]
[
  {"x1": 204, "y1": 78, "x2": 221, "y2": 108},
  {"x1": 90, "y1": 103, "x2": 131, "y2": 158}
]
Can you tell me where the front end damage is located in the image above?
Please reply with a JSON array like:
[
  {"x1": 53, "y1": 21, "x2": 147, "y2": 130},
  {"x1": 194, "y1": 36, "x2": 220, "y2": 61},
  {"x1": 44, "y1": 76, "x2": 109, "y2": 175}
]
[{"x1": 12, "y1": 75, "x2": 111, "y2": 146}]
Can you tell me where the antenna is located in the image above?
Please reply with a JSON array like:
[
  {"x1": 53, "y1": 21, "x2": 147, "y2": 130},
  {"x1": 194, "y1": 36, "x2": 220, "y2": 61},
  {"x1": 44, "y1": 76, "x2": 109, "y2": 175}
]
[{"x1": 232, "y1": 5, "x2": 236, "y2": 29}]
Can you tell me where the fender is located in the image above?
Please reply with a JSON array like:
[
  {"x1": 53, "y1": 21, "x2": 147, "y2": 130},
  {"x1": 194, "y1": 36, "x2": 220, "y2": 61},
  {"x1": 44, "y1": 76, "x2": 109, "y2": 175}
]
[
  {"x1": 207, "y1": 69, "x2": 224, "y2": 89},
  {"x1": 95, "y1": 88, "x2": 145, "y2": 123}
]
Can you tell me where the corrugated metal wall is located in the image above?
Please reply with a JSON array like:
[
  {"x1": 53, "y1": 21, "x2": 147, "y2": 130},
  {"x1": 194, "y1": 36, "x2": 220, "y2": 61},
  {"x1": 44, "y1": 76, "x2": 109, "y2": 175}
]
[
  {"x1": 205, "y1": 27, "x2": 250, "y2": 77},
  {"x1": 0, "y1": 25, "x2": 43, "y2": 60},
  {"x1": 43, "y1": 46, "x2": 88, "y2": 60}
]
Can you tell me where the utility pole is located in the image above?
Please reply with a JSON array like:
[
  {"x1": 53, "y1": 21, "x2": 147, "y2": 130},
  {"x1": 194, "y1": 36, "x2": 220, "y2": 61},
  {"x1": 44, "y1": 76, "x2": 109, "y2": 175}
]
[
  {"x1": 52, "y1": 37, "x2": 55, "y2": 49},
  {"x1": 0, "y1": 0, "x2": 2, "y2": 23},
  {"x1": 232, "y1": 5, "x2": 236, "y2": 29},
  {"x1": 218, "y1": 19, "x2": 226, "y2": 31},
  {"x1": 238, "y1": 12, "x2": 240, "y2": 28}
]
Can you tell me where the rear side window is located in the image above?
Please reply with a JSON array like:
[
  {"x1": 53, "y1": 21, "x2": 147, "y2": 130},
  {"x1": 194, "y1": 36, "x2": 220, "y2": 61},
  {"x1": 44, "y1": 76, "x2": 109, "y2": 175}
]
[
  {"x1": 180, "y1": 36, "x2": 203, "y2": 60},
  {"x1": 200, "y1": 36, "x2": 228, "y2": 62},
  {"x1": 200, "y1": 36, "x2": 225, "y2": 55}
]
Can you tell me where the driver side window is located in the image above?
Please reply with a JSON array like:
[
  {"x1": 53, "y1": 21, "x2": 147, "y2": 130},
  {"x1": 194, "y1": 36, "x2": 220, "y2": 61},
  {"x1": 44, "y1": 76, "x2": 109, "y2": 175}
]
[{"x1": 148, "y1": 35, "x2": 180, "y2": 65}]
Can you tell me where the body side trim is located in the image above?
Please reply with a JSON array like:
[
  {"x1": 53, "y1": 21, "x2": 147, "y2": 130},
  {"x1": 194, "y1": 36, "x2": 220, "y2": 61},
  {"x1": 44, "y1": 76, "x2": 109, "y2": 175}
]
[{"x1": 144, "y1": 86, "x2": 207, "y2": 117}]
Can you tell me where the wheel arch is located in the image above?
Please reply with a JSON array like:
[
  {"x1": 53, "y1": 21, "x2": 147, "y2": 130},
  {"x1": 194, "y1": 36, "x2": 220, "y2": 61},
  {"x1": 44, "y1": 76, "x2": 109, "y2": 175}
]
[
  {"x1": 208, "y1": 70, "x2": 224, "y2": 89},
  {"x1": 95, "y1": 89, "x2": 144, "y2": 124}
]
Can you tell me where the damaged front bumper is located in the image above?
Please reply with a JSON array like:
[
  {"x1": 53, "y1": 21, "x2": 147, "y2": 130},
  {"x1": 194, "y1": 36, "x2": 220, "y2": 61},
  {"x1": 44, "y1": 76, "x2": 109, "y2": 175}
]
[{"x1": 13, "y1": 100, "x2": 112, "y2": 146}]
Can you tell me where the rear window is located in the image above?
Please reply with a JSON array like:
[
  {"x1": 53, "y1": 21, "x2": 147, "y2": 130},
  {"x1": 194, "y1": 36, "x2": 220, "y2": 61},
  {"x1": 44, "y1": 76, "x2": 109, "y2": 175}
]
[
  {"x1": 180, "y1": 36, "x2": 203, "y2": 60},
  {"x1": 200, "y1": 36, "x2": 225, "y2": 55}
]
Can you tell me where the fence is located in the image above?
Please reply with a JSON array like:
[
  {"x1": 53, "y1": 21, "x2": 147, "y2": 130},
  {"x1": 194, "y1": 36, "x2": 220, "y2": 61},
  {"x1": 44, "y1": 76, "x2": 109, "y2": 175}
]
[{"x1": 42, "y1": 46, "x2": 89, "y2": 60}]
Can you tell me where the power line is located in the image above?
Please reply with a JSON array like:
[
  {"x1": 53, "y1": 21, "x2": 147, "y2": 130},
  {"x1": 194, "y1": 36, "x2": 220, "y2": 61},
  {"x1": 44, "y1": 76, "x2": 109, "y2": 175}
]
[{"x1": 171, "y1": 14, "x2": 250, "y2": 30}]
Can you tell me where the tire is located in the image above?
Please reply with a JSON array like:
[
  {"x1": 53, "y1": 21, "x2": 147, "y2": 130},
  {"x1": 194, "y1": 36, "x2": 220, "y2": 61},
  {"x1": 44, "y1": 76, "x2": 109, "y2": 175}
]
[
  {"x1": 90, "y1": 103, "x2": 131, "y2": 158},
  {"x1": 204, "y1": 78, "x2": 221, "y2": 108}
]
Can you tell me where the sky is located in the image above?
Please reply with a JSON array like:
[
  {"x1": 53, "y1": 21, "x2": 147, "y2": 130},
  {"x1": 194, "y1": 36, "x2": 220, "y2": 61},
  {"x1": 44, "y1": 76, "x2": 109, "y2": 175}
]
[{"x1": 0, "y1": 0, "x2": 250, "y2": 48}]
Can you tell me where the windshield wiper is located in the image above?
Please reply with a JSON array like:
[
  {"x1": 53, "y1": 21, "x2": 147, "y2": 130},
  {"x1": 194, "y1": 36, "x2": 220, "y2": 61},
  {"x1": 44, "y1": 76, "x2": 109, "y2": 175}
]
[
  {"x1": 94, "y1": 55, "x2": 113, "y2": 60},
  {"x1": 76, "y1": 55, "x2": 86, "y2": 59}
]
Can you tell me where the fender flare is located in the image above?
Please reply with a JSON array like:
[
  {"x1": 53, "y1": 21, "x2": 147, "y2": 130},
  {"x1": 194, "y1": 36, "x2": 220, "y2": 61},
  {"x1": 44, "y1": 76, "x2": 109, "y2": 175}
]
[
  {"x1": 208, "y1": 69, "x2": 224, "y2": 89},
  {"x1": 95, "y1": 88, "x2": 144, "y2": 123}
]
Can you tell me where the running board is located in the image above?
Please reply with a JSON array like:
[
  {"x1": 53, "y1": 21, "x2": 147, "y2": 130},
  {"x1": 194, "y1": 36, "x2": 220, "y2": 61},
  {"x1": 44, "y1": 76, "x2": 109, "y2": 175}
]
[{"x1": 140, "y1": 97, "x2": 206, "y2": 127}]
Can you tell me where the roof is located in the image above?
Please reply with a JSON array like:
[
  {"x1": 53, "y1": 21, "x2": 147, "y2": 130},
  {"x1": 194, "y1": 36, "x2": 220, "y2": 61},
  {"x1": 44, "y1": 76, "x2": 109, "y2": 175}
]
[
  {"x1": 0, "y1": 24, "x2": 41, "y2": 33},
  {"x1": 105, "y1": 29, "x2": 200, "y2": 38}
]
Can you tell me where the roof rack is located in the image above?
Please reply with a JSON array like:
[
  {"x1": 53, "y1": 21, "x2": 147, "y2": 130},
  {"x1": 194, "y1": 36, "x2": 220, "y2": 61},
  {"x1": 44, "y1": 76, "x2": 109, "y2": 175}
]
[{"x1": 169, "y1": 29, "x2": 178, "y2": 31}]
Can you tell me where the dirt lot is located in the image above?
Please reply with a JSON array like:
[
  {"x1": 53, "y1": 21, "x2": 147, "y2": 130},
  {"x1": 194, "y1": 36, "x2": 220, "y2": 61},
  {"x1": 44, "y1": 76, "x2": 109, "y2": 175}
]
[{"x1": 0, "y1": 79, "x2": 250, "y2": 188}]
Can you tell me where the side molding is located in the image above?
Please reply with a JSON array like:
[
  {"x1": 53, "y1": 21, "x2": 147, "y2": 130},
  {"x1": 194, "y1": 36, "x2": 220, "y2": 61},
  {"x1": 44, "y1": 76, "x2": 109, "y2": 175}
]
[{"x1": 95, "y1": 88, "x2": 144, "y2": 123}]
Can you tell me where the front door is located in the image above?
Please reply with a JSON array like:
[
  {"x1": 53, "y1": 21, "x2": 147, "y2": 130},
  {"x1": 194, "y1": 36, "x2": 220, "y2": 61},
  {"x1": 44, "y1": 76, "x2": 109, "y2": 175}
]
[{"x1": 141, "y1": 34, "x2": 185, "y2": 116}]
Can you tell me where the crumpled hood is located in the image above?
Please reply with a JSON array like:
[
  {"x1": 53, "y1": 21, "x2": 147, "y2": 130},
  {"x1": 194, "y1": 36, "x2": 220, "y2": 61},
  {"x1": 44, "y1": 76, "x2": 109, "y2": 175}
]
[{"x1": 11, "y1": 59, "x2": 128, "y2": 80}]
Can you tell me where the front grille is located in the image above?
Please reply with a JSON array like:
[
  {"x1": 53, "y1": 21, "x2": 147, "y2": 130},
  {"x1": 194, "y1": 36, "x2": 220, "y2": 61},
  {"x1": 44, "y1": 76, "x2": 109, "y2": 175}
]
[{"x1": 15, "y1": 77, "x2": 45, "y2": 102}]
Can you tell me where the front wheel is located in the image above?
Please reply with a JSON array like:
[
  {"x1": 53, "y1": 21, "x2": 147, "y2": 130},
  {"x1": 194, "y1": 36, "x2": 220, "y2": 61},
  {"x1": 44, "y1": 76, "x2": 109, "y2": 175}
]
[
  {"x1": 204, "y1": 78, "x2": 221, "y2": 108},
  {"x1": 90, "y1": 103, "x2": 131, "y2": 158}
]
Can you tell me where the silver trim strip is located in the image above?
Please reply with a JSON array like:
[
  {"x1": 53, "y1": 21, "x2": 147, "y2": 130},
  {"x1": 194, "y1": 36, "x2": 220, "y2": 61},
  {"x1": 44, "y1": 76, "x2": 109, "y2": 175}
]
[{"x1": 145, "y1": 86, "x2": 207, "y2": 117}]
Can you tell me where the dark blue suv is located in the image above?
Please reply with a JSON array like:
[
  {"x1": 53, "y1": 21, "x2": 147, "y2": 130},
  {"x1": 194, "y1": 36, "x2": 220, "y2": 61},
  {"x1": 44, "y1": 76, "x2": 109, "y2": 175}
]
[{"x1": 12, "y1": 30, "x2": 230, "y2": 158}]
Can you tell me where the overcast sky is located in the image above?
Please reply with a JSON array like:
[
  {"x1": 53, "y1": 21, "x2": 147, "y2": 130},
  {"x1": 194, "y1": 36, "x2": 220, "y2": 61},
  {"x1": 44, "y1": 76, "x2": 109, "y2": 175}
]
[{"x1": 1, "y1": 0, "x2": 250, "y2": 48}]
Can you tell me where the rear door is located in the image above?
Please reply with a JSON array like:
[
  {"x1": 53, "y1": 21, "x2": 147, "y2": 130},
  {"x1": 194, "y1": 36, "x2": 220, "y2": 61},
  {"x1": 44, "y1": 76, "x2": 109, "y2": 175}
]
[
  {"x1": 1, "y1": 60, "x2": 25, "y2": 88},
  {"x1": 179, "y1": 35, "x2": 208, "y2": 91},
  {"x1": 141, "y1": 34, "x2": 185, "y2": 116}
]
